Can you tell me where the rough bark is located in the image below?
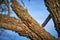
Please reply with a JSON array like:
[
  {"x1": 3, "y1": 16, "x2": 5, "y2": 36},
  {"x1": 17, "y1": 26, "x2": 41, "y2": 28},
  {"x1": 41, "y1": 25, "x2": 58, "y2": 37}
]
[
  {"x1": 0, "y1": 14, "x2": 41, "y2": 40},
  {"x1": 0, "y1": 14, "x2": 56, "y2": 40},
  {"x1": 0, "y1": 0, "x2": 58, "y2": 40},
  {"x1": 11, "y1": 0, "x2": 56, "y2": 40},
  {"x1": 45, "y1": 0, "x2": 60, "y2": 37}
]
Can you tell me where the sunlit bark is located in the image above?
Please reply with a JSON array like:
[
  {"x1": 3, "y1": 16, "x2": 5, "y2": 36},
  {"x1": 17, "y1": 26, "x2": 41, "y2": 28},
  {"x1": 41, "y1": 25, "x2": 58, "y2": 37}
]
[
  {"x1": 0, "y1": 0, "x2": 60, "y2": 40},
  {"x1": 0, "y1": 14, "x2": 40, "y2": 40},
  {"x1": 45, "y1": 0, "x2": 60, "y2": 37},
  {"x1": 11, "y1": 0, "x2": 56, "y2": 40}
]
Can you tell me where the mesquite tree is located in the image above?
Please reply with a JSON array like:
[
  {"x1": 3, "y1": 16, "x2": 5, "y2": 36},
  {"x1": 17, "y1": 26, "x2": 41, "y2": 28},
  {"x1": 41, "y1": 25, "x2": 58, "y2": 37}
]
[{"x1": 0, "y1": 0, "x2": 60, "y2": 40}]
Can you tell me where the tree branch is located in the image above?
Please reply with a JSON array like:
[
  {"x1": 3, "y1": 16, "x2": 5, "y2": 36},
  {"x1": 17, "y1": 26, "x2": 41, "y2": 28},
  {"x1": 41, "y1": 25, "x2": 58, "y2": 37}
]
[
  {"x1": 42, "y1": 14, "x2": 51, "y2": 27},
  {"x1": 45, "y1": 0, "x2": 60, "y2": 37},
  {"x1": 11, "y1": 0, "x2": 56, "y2": 40},
  {"x1": 0, "y1": 14, "x2": 41, "y2": 40}
]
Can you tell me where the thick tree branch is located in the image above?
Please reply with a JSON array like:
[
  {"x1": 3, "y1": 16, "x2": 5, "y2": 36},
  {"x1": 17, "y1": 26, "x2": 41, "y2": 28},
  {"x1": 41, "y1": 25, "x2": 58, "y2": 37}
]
[
  {"x1": 0, "y1": 0, "x2": 59, "y2": 40},
  {"x1": 0, "y1": 14, "x2": 41, "y2": 40},
  {"x1": 11, "y1": 0, "x2": 56, "y2": 40},
  {"x1": 45, "y1": 0, "x2": 60, "y2": 37}
]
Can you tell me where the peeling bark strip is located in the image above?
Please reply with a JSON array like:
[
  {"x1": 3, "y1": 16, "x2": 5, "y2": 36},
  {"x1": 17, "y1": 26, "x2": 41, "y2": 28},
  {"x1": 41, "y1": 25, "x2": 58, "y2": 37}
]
[
  {"x1": 45, "y1": 0, "x2": 60, "y2": 37},
  {"x1": 11, "y1": 0, "x2": 56, "y2": 40}
]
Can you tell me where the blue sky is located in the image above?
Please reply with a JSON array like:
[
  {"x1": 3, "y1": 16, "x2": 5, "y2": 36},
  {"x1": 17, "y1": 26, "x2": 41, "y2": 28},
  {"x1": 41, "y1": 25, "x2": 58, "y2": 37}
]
[{"x1": 0, "y1": 0, "x2": 58, "y2": 40}]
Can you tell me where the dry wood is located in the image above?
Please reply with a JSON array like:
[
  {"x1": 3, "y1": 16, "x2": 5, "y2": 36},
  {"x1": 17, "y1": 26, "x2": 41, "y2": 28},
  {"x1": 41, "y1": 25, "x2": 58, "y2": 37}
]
[
  {"x1": 0, "y1": 0, "x2": 60, "y2": 40},
  {"x1": 45, "y1": 0, "x2": 60, "y2": 37}
]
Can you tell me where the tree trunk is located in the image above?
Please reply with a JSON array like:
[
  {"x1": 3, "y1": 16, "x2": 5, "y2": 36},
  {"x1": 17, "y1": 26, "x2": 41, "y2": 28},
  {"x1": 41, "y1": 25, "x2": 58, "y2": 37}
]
[
  {"x1": 0, "y1": 0, "x2": 59, "y2": 40},
  {"x1": 45, "y1": 0, "x2": 60, "y2": 37}
]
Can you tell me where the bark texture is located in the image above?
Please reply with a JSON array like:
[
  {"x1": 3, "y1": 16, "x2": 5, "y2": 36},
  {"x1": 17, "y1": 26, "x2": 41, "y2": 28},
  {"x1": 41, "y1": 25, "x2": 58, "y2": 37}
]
[
  {"x1": 0, "y1": 14, "x2": 56, "y2": 40},
  {"x1": 0, "y1": 0, "x2": 59, "y2": 40},
  {"x1": 0, "y1": 14, "x2": 41, "y2": 40},
  {"x1": 11, "y1": 0, "x2": 56, "y2": 40},
  {"x1": 45, "y1": 0, "x2": 60, "y2": 37}
]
